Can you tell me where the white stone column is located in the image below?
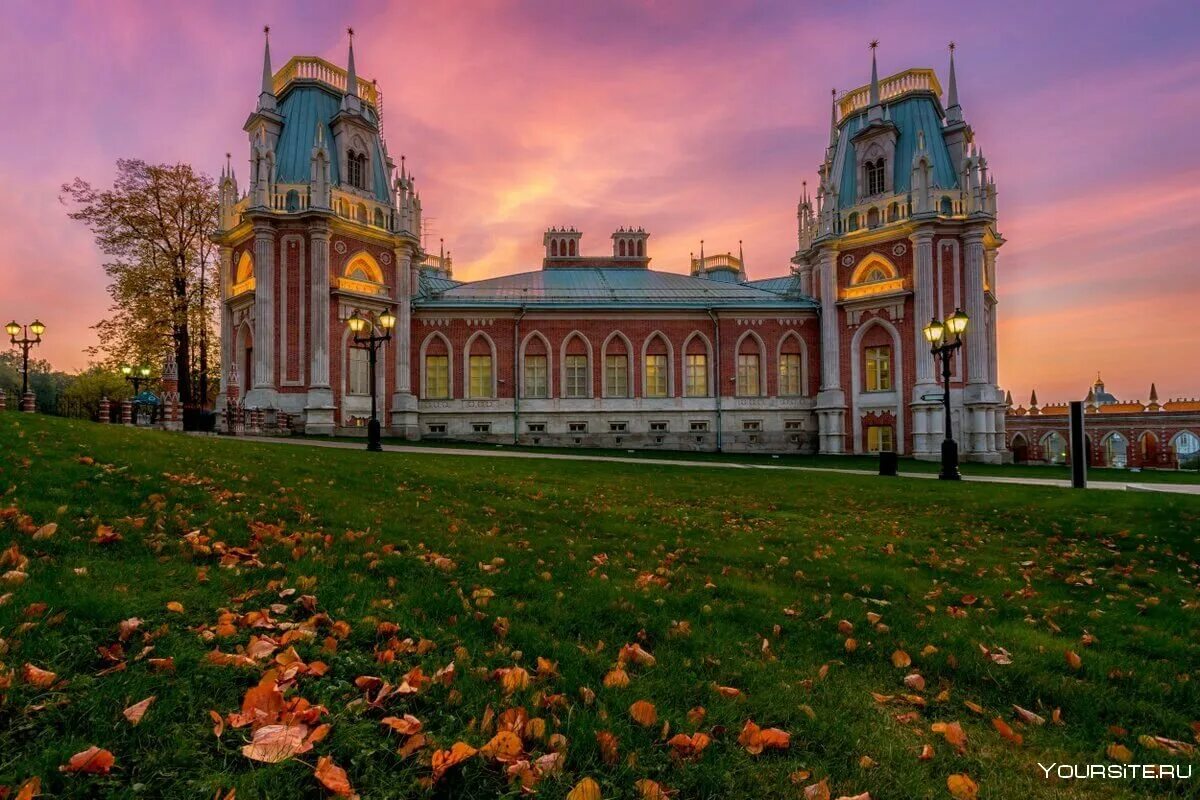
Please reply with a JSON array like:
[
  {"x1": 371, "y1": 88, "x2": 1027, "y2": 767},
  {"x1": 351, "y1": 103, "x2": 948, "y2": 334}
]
[
  {"x1": 389, "y1": 243, "x2": 419, "y2": 439},
  {"x1": 814, "y1": 249, "x2": 846, "y2": 454},
  {"x1": 217, "y1": 246, "x2": 233, "y2": 398},
  {"x1": 963, "y1": 232, "x2": 988, "y2": 387},
  {"x1": 909, "y1": 229, "x2": 940, "y2": 458},
  {"x1": 304, "y1": 225, "x2": 335, "y2": 434},
  {"x1": 247, "y1": 223, "x2": 278, "y2": 408}
]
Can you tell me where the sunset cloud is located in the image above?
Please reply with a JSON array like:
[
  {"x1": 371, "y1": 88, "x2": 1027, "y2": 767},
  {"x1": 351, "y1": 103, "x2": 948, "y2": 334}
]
[{"x1": 1, "y1": 0, "x2": 1197, "y2": 403}]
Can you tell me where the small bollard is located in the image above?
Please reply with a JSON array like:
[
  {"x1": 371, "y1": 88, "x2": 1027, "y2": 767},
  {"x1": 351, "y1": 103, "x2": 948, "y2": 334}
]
[{"x1": 879, "y1": 450, "x2": 898, "y2": 477}]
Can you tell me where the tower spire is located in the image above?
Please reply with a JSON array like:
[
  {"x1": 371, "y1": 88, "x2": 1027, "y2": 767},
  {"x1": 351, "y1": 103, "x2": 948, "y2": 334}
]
[
  {"x1": 342, "y1": 27, "x2": 362, "y2": 113},
  {"x1": 257, "y1": 25, "x2": 277, "y2": 112},
  {"x1": 946, "y1": 41, "x2": 963, "y2": 123},
  {"x1": 868, "y1": 40, "x2": 880, "y2": 106}
]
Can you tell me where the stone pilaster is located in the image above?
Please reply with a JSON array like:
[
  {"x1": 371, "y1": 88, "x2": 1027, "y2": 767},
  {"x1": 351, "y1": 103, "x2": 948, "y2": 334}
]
[
  {"x1": 216, "y1": 246, "x2": 233, "y2": 409},
  {"x1": 814, "y1": 248, "x2": 846, "y2": 454},
  {"x1": 909, "y1": 229, "x2": 940, "y2": 458},
  {"x1": 389, "y1": 244, "x2": 419, "y2": 439},
  {"x1": 304, "y1": 225, "x2": 335, "y2": 434},
  {"x1": 962, "y1": 230, "x2": 1000, "y2": 461},
  {"x1": 245, "y1": 223, "x2": 278, "y2": 408}
]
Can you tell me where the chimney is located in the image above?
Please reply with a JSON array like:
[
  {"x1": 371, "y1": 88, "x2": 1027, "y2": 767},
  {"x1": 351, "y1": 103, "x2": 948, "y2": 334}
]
[
  {"x1": 611, "y1": 227, "x2": 649, "y2": 266},
  {"x1": 542, "y1": 227, "x2": 582, "y2": 268}
]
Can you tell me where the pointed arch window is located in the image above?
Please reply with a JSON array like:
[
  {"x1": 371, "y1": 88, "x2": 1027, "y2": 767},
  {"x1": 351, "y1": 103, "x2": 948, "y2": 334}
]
[
  {"x1": 346, "y1": 149, "x2": 368, "y2": 190},
  {"x1": 866, "y1": 158, "x2": 886, "y2": 196}
]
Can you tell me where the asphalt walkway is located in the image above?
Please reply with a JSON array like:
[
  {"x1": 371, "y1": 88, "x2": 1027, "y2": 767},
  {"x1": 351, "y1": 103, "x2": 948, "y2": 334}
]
[{"x1": 234, "y1": 436, "x2": 1200, "y2": 495}]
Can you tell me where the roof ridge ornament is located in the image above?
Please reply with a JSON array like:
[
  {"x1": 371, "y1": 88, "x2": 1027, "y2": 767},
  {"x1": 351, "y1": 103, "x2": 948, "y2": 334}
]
[{"x1": 341, "y1": 27, "x2": 362, "y2": 114}]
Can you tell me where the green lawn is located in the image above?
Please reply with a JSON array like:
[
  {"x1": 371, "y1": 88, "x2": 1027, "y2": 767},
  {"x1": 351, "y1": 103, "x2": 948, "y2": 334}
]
[
  {"x1": 1, "y1": 414, "x2": 1198, "y2": 799},
  {"x1": 309, "y1": 432, "x2": 1200, "y2": 485}
]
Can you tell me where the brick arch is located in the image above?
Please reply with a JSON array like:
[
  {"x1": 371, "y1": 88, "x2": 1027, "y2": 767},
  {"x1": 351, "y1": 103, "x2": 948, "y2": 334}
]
[
  {"x1": 776, "y1": 330, "x2": 808, "y2": 397},
  {"x1": 520, "y1": 330, "x2": 552, "y2": 399},
  {"x1": 733, "y1": 330, "x2": 767, "y2": 397},
  {"x1": 849, "y1": 316, "x2": 904, "y2": 454},
  {"x1": 681, "y1": 331, "x2": 713, "y2": 397},
  {"x1": 559, "y1": 331, "x2": 593, "y2": 398},
  {"x1": 419, "y1": 331, "x2": 453, "y2": 399}
]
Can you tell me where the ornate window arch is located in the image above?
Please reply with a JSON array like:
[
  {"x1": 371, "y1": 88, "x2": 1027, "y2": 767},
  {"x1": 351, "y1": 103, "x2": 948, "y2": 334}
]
[
  {"x1": 419, "y1": 331, "x2": 453, "y2": 400},
  {"x1": 344, "y1": 251, "x2": 385, "y2": 283},
  {"x1": 559, "y1": 331, "x2": 593, "y2": 399},
  {"x1": 733, "y1": 330, "x2": 766, "y2": 397},
  {"x1": 520, "y1": 331, "x2": 552, "y2": 399},
  {"x1": 641, "y1": 331, "x2": 674, "y2": 398},
  {"x1": 776, "y1": 331, "x2": 808, "y2": 397},
  {"x1": 1171, "y1": 430, "x2": 1200, "y2": 462},
  {"x1": 682, "y1": 331, "x2": 713, "y2": 397},
  {"x1": 1102, "y1": 431, "x2": 1128, "y2": 468},
  {"x1": 232, "y1": 251, "x2": 256, "y2": 295},
  {"x1": 850, "y1": 254, "x2": 899, "y2": 285},
  {"x1": 601, "y1": 331, "x2": 633, "y2": 398},
  {"x1": 463, "y1": 331, "x2": 498, "y2": 399}
]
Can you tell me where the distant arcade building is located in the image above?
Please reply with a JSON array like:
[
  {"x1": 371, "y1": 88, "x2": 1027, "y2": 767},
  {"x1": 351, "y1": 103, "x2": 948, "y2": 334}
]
[
  {"x1": 1006, "y1": 376, "x2": 1200, "y2": 469},
  {"x1": 216, "y1": 34, "x2": 1006, "y2": 460}
]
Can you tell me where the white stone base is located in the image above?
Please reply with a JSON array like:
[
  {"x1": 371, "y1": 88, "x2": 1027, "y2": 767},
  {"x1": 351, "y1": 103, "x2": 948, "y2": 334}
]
[
  {"x1": 389, "y1": 392, "x2": 420, "y2": 440},
  {"x1": 304, "y1": 387, "x2": 336, "y2": 435}
]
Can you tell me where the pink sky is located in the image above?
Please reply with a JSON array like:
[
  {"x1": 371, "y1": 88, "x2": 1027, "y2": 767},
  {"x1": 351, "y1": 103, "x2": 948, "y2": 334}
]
[{"x1": 2, "y1": 0, "x2": 1198, "y2": 403}]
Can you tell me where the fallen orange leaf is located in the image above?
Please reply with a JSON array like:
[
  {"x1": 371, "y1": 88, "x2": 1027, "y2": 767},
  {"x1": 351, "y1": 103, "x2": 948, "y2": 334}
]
[
  {"x1": 629, "y1": 700, "x2": 657, "y2": 726},
  {"x1": 123, "y1": 695, "x2": 156, "y2": 726},
  {"x1": 431, "y1": 742, "x2": 477, "y2": 782},
  {"x1": 314, "y1": 755, "x2": 356, "y2": 797},
  {"x1": 60, "y1": 746, "x2": 115, "y2": 774},
  {"x1": 566, "y1": 777, "x2": 602, "y2": 800},
  {"x1": 240, "y1": 724, "x2": 311, "y2": 763},
  {"x1": 947, "y1": 773, "x2": 979, "y2": 799},
  {"x1": 480, "y1": 731, "x2": 524, "y2": 762}
]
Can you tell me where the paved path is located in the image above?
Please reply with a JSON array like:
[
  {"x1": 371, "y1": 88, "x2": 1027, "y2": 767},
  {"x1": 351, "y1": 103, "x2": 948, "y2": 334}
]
[{"x1": 234, "y1": 436, "x2": 1200, "y2": 495}]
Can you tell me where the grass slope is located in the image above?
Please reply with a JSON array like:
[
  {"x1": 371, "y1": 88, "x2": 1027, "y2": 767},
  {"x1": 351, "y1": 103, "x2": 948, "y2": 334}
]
[{"x1": 1, "y1": 415, "x2": 1198, "y2": 799}]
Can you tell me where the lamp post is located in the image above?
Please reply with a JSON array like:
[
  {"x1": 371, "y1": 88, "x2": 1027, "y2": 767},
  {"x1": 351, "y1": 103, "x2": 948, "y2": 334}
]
[
  {"x1": 923, "y1": 308, "x2": 970, "y2": 481},
  {"x1": 121, "y1": 364, "x2": 152, "y2": 395},
  {"x1": 6, "y1": 319, "x2": 45, "y2": 412},
  {"x1": 347, "y1": 309, "x2": 396, "y2": 452}
]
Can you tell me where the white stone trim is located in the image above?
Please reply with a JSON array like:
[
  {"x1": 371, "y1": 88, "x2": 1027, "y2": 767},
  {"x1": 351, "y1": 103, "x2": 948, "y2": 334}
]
[
  {"x1": 775, "y1": 330, "x2": 809, "y2": 397},
  {"x1": 849, "y1": 316, "x2": 905, "y2": 454},
  {"x1": 463, "y1": 330, "x2": 498, "y2": 399},
  {"x1": 732, "y1": 329, "x2": 768, "y2": 397},
  {"x1": 600, "y1": 330, "x2": 634, "y2": 398},
  {"x1": 519, "y1": 330, "x2": 553, "y2": 399},
  {"x1": 641, "y1": 331, "x2": 675, "y2": 398},
  {"x1": 419, "y1": 331, "x2": 454, "y2": 400},
  {"x1": 681, "y1": 330, "x2": 714, "y2": 397},
  {"x1": 559, "y1": 330, "x2": 594, "y2": 398}
]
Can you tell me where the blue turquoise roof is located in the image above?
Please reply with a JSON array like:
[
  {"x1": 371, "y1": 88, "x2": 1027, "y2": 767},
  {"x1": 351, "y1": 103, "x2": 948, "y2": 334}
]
[
  {"x1": 834, "y1": 95, "x2": 958, "y2": 209},
  {"x1": 414, "y1": 267, "x2": 817, "y2": 310},
  {"x1": 273, "y1": 85, "x2": 391, "y2": 203},
  {"x1": 744, "y1": 275, "x2": 801, "y2": 295},
  {"x1": 418, "y1": 269, "x2": 462, "y2": 297}
]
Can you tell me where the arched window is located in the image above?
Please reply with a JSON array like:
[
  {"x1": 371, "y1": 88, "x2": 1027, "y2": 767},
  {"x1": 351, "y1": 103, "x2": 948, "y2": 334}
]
[
  {"x1": 866, "y1": 158, "x2": 886, "y2": 196},
  {"x1": 344, "y1": 253, "x2": 384, "y2": 284},
  {"x1": 778, "y1": 334, "x2": 805, "y2": 396},
  {"x1": 568, "y1": 239, "x2": 576, "y2": 256},
  {"x1": 865, "y1": 345, "x2": 891, "y2": 392},
  {"x1": 636, "y1": 239, "x2": 644, "y2": 257},
  {"x1": 603, "y1": 333, "x2": 630, "y2": 398},
  {"x1": 234, "y1": 252, "x2": 254, "y2": 284},
  {"x1": 887, "y1": 202, "x2": 899, "y2": 222},
  {"x1": 356, "y1": 203, "x2": 368, "y2": 224},
  {"x1": 619, "y1": 240, "x2": 627, "y2": 257},
  {"x1": 940, "y1": 196, "x2": 954, "y2": 216},
  {"x1": 374, "y1": 208, "x2": 385, "y2": 228},
  {"x1": 522, "y1": 333, "x2": 549, "y2": 399},
  {"x1": 562, "y1": 334, "x2": 590, "y2": 399},
  {"x1": 1103, "y1": 432, "x2": 1128, "y2": 468},
  {"x1": 422, "y1": 334, "x2": 451, "y2": 400},
  {"x1": 847, "y1": 212, "x2": 859, "y2": 231},
  {"x1": 1173, "y1": 431, "x2": 1200, "y2": 467},
  {"x1": 347, "y1": 149, "x2": 361, "y2": 189},
  {"x1": 1140, "y1": 432, "x2": 1159, "y2": 461},
  {"x1": 347, "y1": 345, "x2": 370, "y2": 395},
  {"x1": 643, "y1": 334, "x2": 671, "y2": 398},
  {"x1": 683, "y1": 333, "x2": 710, "y2": 397},
  {"x1": 550, "y1": 239, "x2": 559, "y2": 257},
  {"x1": 466, "y1": 334, "x2": 496, "y2": 399},
  {"x1": 735, "y1": 333, "x2": 764, "y2": 397},
  {"x1": 1043, "y1": 432, "x2": 1067, "y2": 464},
  {"x1": 867, "y1": 207, "x2": 880, "y2": 228},
  {"x1": 285, "y1": 189, "x2": 300, "y2": 212}
]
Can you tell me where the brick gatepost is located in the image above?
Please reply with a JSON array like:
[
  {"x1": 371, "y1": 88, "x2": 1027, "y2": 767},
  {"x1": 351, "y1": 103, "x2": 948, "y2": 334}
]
[
  {"x1": 20, "y1": 391, "x2": 36, "y2": 413},
  {"x1": 98, "y1": 395, "x2": 110, "y2": 423},
  {"x1": 120, "y1": 399, "x2": 133, "y2": 425}
]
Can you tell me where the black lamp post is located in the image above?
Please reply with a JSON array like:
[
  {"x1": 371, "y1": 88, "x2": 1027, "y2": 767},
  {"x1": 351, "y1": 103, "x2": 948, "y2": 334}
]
[
  {"x1": 347, "y1": 309, "x2": 396, "y2": 452},
  {"x1": 923, "y1": 308, "x2": 970, "y2": 481},
  {"x1": 121, "y1": 364, "x2": 152, "y2": 395},
  {"x1": 6, "y1": 319, "x2": 45, "y2": 410}
]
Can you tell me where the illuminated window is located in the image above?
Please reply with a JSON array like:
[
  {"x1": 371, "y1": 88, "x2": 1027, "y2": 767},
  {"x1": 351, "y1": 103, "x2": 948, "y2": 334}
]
[
  {"x1": 866, "y1": 158, "x2": 886, "y2": 196},
  {"x1": 779, "y1": 353, "x2": 803, "y2": 396},
  {"x1": 865, "y1": 346, "x2": 891, "y2": 392},
  {"x1": 565, "y1": 354, "x2": 589, "y2": 398},
  {"x1": 524, "y1": 354, "x2": 548, "y2": 398},
  {"x1": 736, "y1": 354, "x2": 760, "y2": 397},
  {"x1": 348, "y1": 347, "x2": 370, "y2": 395},
  {"x1": 866, "y1": 425, "x2": 894, "y2": 453},
  {"x1": 424, "y1": 355, "x2": 449, "y2": 399},
  {"x1": 605, "y1": 355, "x2": 628, "y2": 397},
  {"x1": 645, "y1": 354, "x2": 668, "y2": 398},
  {"x1": 469, "y1": 355, "x2": 493, "y2": 399},
  {"x1": 685, "y1": 353, "x2": 708, "y2": 397},
  {"x1": 863, "y1": 266, "x2": 888, "y2": 283}
]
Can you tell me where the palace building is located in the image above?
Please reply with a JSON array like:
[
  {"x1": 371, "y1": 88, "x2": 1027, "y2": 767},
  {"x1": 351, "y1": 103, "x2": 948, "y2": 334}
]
[{"x1": 216, "y1": 33, "x2": 1007, "y2": 461}]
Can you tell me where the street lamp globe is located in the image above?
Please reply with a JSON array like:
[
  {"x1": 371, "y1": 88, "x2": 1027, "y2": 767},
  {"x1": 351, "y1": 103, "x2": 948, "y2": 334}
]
[
  {"x1": 5, "y1": 321, "x2": 19, "y2": 338},
  {"x1": 347, "y1": 312, "x2": 368, "y2": 334},
  {"x1": 946, "y1": 308, "x2": 969, "y2": 336},
  {"x1": 29, "y1": 320, "x2": 45, "y2": 337},
  {"x1": 139, "y1": 366, "x2": 151, "y2": 378},
  {"x1": 121, "y1": 365, "x2": 133, "y2": 376},
  {"x1": 923, "y1": 317, "x2": 945, "y2": 345},
  {"x1": 379, "y1": 310, "x2": 397, "y2": 331}
]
